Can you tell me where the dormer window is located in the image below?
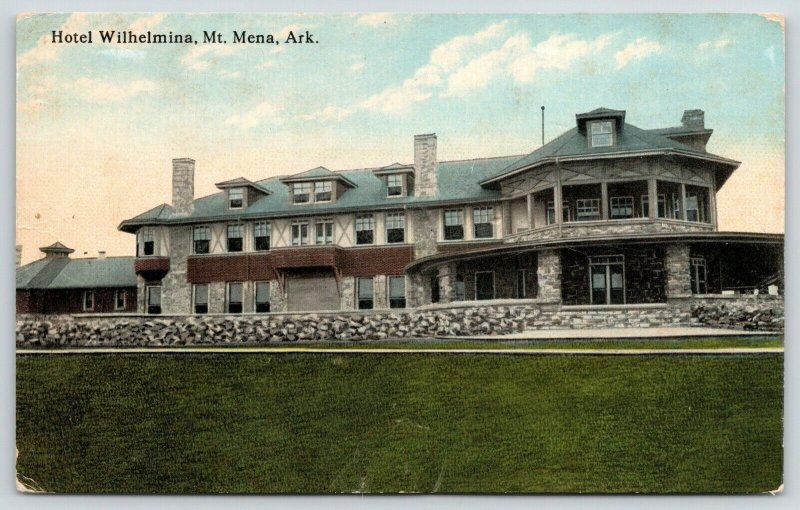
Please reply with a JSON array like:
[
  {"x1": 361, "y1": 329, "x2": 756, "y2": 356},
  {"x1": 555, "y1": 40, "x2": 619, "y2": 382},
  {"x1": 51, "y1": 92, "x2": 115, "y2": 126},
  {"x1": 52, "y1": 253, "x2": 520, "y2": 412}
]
[
  {"x1": 387, "y1": 175, "x2": 403, "y2": 197},
  {"x1": 228, "y1": 188, "x2": 244, "y2": 209},
  {"x1": 292, "y1": 183, "x2": 311, "y2": 204},
  {"x1": 315, "y1": 181, "x2": 332, "y2": 202},
  {"x1": 590, "y1": 121, "x2": 613, "y2": 147}
]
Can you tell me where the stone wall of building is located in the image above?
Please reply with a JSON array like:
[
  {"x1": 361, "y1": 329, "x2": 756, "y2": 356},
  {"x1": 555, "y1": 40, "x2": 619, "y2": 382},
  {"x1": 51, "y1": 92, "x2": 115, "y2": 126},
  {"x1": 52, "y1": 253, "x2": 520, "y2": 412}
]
[
  {"x1": 19, "y1": 294, "x2": 780, "y2": 348},
  {"x1": 413, "y1": 134, "x2": 437, "y2": 198},
  {"x1": 665, "y1": 243, "x2": 691, "y2": 297},
  {"x1": 506, "y1": 219, "x2": 713, "y2": 244},
  {"x1": 537, "y1": 250, "x2": 561, "y2": 302},
  {"x1": 161, "y1": 226, "x2": 192, "y2": 314}
]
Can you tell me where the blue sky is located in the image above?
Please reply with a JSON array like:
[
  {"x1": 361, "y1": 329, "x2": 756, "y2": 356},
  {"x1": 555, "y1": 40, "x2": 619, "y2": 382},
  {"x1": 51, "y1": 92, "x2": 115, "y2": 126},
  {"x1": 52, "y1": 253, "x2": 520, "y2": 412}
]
[{"x1": 16, "y1": 13, "x2": 785, "y2": 262}]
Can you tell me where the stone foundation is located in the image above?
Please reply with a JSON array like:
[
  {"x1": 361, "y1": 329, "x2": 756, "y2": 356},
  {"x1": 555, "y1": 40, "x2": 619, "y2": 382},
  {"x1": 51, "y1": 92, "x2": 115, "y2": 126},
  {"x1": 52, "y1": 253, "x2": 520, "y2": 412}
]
[{"x1": 15, "y1": 295, "x2": 782, "y2": 347}]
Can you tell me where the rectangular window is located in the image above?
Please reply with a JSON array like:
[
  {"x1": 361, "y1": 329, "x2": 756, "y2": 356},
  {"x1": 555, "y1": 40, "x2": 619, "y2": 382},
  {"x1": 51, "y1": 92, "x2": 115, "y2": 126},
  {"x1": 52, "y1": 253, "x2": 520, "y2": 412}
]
[
  {"x1": 227, "y1": 224, "x2": 243, "y2": 252},
  {"x1": 142, "y1": 229, "x2": 155, "y2": 256},
  {"x1": 576, "y1": 199, "x2": 601, "y2": 221},
  {"x1": 82, "y1": 290, "x2": 94, "y2": 311},
  {"x1": 229, "y1": 188, "x2": 244, "y2": 209},
  {"x1": 473, "y1": 207, "x2": 494, "y2": 238},
  {"x1": 670, "y1": 193, "x2": 682, "y2": 220},
  {"x1": 315, "y1": 220, "x2": 334, "y2": 244},
  {"x1": 292, "y1": 182, "x2": 312, "y2": 204},
  {"x1": 357, "y1": 277, "x2": 374, "y2": 310},
  {"x1": 386, "y1": 212, "x2": 405, "y2": 243},
  {"x1": 255, "y1": 281, "x2": 270, "y2": 313},
  {"x1": 475, "y1": 271, "x2": 495, "y2": 301},
  {"x1": 355, "y1": 214, "x2": 374, "y2": 245},
  {"x1": 516, "y1": 269, "x2": 527, "y2": 299},
  {"x1": 641, "y1": 194, "x2": 666, "y2": 218},
  {"x1": 546, "y1": 201, "x2": 571, "y2": 224},
  {"x1": 690, "y1": 257, "x2": 707, "y2": 294},
  {"x1": 590, "y1": 121, "x2": 613, "y2": 147},
  {"x1": 193, "y1": 284, "x2": 209, "y2": 314},
  {"x1": 146, "y1": 286, "x2": 161, "y2": 315},
  {"x1": 114, "y1": 289, "x2": 126, "y2": 311},
  {"x1": 291, "y1": 222, "x2": 309, "y2": 246},
  {"x1": 387, "y1": 174, "x2": 403, "y2": 197},
  {"x1": 227, "y1": 282, "x2": 243, "y2": 314},
  {"x1": 254, "y1": 222, "x2": 270, "y2": 251},
  {"x1": 315, "y1": 181, "x2": 332, "y2": 202},
  {"x1": 443, "y1": 209, "x2": 464, "y2": 240},
  {"x1": 388, "y1": 276, "x2": 406, "y2": 309},
  {"x1": 193, "y1": 226, "x2": 210, "y2": 254},
  {"x1": 685, "y1": 188, "x2": 709, "y2": 223},
  {"x1": 610, "y1": 196, "x2": 634, "y2": 219},
  {"x1": 589, "y1": 255, "x2": 625, "y2": 305}
]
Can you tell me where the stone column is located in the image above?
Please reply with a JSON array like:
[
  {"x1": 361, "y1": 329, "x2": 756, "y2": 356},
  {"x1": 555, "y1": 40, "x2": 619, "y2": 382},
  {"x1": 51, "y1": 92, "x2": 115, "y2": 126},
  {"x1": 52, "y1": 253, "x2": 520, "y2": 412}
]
[
  {"x1": 407, "y1": 272, "x2": 432, "y2": 307},
  {"x1": 373, "y1": 275, "x2": 388, "y2": 309},
  {"x1": 601, "y1": 182, "x2": 609, "y2": 220},
  {"x1": 527, "y1": 193, "x2": 534, "y2": 229},
  {"x1": 665, "y1": 243, "x2": 691, "y2": 297},
  {"x1": 161, "y1": 226, "x2": 192, "y2": 314},
  {"x1": 339, "y1": 276, "x2": 356, "y2": 311},
  {"x1": 648, "y1": 178, "x2": 658, "y2": 219},
  {"x1": 437, "y1": 263, "x2": 457, "y2": 303},
  {"x1": 537, "y1": 249, "x2": 561, "y2": 302}
]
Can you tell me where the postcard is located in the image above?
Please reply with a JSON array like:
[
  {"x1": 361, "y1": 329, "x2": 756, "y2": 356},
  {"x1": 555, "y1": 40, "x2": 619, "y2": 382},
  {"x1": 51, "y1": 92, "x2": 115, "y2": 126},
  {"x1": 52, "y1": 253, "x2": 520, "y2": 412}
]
[{"x1": 15, "y1": 12, "x2": 784, "y2": 494}]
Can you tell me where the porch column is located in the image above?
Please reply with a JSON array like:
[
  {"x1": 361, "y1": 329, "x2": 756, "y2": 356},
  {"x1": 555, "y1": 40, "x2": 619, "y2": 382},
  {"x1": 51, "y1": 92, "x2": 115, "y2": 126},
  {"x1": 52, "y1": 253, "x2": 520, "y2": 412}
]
[
  {"x1": 680, "y1": 183, "x2": 687, "y2": 221},
  {"x1": 537, "y1": 249, "x2": 561, "y2": 302},
  {"x1": 648, "y1": 178, "x2": 658, "y2": 219},
  {"x1": 437, "y1": 263, "x2": 458, "y2": 303},
  {"x1": 502, "y1": 201, "x2": 512, "y2": 236},
  {"x1": 408, "y1": 272, "x2": 432, "y2": 307},
  {"x1": 601, "y1": 182, "x2": 609, "y2": 220},
  {"x1": 527, "y1": 193, "x2": 534, "y2": 229},
  {"x1": 665, "y1": 243, "x2": 691, "y2": 297},
  {"x1": 553, "y1": 184, "x2": 563, "y2": 225}
]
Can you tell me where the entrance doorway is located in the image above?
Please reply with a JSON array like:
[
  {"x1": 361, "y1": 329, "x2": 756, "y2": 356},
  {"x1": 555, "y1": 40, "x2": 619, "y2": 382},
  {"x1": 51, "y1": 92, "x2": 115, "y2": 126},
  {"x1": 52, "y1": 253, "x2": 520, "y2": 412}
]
[{"x1": 589, "y1": 255, "x2": 625, "y2": 305}]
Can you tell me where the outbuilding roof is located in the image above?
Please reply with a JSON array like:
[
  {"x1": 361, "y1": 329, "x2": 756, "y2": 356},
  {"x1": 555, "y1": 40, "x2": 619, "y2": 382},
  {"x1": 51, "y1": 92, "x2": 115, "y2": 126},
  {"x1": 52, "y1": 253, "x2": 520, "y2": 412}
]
[{"x1": 16, "y1": 256, "x2": 137, "y2": 290}]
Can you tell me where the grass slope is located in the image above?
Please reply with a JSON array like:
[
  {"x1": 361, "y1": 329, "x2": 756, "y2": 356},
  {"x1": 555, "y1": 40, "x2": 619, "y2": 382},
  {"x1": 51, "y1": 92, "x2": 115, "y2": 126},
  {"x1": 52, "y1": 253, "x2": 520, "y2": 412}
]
[{"x1": 16, "y1": 353, "x2": 783, "y2": 494}]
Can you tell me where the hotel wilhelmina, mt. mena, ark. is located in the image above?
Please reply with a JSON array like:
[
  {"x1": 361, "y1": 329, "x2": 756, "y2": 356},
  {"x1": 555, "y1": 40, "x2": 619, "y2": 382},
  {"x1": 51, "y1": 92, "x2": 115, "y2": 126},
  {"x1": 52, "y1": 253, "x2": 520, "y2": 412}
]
[{"x1": 18, "y1": 107, "x2": 784, "y2": 329}]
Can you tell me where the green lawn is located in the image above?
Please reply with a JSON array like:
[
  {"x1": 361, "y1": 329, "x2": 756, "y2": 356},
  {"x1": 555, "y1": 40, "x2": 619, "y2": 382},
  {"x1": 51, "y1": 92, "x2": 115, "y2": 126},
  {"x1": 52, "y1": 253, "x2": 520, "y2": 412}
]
[{"x1": 16, "y1": 353, "x2": 783, "y2": 494}]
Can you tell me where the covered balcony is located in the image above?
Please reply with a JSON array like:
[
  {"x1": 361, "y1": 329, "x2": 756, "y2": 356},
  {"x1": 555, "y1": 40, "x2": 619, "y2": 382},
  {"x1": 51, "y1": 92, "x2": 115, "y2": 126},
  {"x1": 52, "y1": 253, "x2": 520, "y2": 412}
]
[{"x1": 505, "y1": 178, "x2": 715, "y2": 243}]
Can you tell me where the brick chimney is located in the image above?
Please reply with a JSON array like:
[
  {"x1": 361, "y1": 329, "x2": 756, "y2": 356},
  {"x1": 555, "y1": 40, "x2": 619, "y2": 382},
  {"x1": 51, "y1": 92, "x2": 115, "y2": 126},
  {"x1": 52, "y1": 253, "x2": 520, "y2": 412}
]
[
  {"x1": 414, "y1": 134, "x2": 438, "y2": 197},
  {"x1": 98, "y1": 251, "x2": 106, "y2": 260},
  {"x1": 172, "y1": 158, "x2": 195, "y2": 216},
  {"x1": 681, "y1": 109, "x2": 705, "y2": 130},
  {"x1": 15, "y1": 245, "x2": 22, "y2": 267}
]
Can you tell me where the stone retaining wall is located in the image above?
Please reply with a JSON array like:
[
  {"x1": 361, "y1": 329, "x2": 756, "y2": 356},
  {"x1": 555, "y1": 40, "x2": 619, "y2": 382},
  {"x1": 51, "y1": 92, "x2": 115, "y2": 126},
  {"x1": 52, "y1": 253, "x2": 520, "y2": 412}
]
[{"x1": 16, "y1": 295, "x2": 782, "y2": 347}]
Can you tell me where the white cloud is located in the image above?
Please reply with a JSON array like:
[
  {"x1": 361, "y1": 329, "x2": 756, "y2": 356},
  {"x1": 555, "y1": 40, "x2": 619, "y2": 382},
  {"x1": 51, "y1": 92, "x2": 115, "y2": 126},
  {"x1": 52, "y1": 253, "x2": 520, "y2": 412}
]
[
  {"x1": 356, "y1": 13, "x2": 393, "y2": 27},
  {"x1": 277, "y1": 24, "x2": 301, "y2": 40},
  {"x1": 17, "y1": 98, "x2": 46, "y2": 112},
  {"x1": 17, "y1": 13, "x2": 87, "y2": 68},
  {"x1": 261, "y1": 60, "x2": 277, "y2": 69},
  {"x1": 70, "y1": 77, "x2": 157, "y2": 103},
  {"x1": 180, "y1": 44, "x2": 239, "y2": 71},
  {"x1": 698, "y1": 38, "x2": 732, "y2": 50},
  {"x1": 127, "y1": 13, "x2": 166, "y2": 32},
  {"x1": 614, "y1": 37, "x2": 662, "y2": 70},
  {"x1": 218, "y1": 69, "x2": 240, "y2": 80},
  {"x1": 224, "y1": 101, "x2": 284, "y2": 129},
  {"x1": 350, "y1": 61, "x2": 365, "y2": 72},
  {"x1": 302, "y1": 105, "x2": 353, "y2": 122}
]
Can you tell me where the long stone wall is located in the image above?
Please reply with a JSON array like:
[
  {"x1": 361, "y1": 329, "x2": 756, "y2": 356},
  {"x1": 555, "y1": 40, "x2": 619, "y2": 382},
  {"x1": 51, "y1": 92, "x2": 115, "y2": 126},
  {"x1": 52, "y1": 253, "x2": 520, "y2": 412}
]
[{"x1": 15, "y1": 295, "x2": 782, "y2": 347}]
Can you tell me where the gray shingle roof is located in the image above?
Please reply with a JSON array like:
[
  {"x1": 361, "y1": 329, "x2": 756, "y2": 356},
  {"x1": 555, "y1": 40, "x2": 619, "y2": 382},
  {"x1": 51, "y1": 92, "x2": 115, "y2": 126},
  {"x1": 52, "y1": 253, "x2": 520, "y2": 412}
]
[
  {"x1": 119, "y1": 155, "x2": 522, "y2": 231},
  {"x1": 480, "y1": 121, "x2": 739, "y2": 186},
  {"x1": 16, "y1": 257, "x2": 137, "y2": 290}
]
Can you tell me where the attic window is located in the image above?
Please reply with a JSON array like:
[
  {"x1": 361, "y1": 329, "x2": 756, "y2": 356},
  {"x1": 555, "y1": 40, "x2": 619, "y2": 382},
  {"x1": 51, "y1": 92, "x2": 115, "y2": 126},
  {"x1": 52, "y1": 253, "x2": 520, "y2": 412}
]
[
  {"x1": 590, "y1": 121, "x2": 613, "y2": 147},
  {"x1": 387, "y1": 175, "x2": 403, "y2": 197},
  {"x1": 315, "y1": 181, "x2": 332, "y2": 202},
  {"x1": 229, "y1": 188, "x2": 244, "y2": 209},
  {"x1": 292, "y1": 183, "x2": 311, "y2": 204}
]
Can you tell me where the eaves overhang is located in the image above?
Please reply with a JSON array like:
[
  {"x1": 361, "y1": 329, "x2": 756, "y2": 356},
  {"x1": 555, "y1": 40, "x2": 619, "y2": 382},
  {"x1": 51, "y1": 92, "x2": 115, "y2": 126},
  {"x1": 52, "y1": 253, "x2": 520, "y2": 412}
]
[
  {"x1": 478, "y1": 149, "x2": 741, "y2": 188},
  {"x1": 405, "y1": 231, "x2": 784, "y2": 273}
]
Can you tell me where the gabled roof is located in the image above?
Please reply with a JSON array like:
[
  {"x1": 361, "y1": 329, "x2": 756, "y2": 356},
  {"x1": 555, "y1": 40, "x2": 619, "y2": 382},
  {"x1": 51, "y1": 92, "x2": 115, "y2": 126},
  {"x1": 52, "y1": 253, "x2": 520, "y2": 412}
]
[
  {"x1": 123, "y1": 203, "x2": 174, "y2": 223},
  {"x1": 372, "y1": 162, "x2": 415, "y2": 176},
  {"x1": 17, "y1": 256, "x2": 137, "y2": 290},
  {"x1": 118, "y1": 155, "x2": 522, "y2": 232},
  {"x1": 279, "y1": 166, "x2": 357, "y2": 188},
  {"x1": 215, "y1": 177, "x2": 272, "y2": 195},
  {"x1": 479, "y1": 120, "x2": 740, "y2": 187}
]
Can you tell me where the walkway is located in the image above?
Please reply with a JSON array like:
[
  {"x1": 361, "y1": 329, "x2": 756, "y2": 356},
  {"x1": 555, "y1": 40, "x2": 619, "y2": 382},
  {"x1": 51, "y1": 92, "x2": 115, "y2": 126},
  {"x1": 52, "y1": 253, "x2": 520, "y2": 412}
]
[{"x1": 439, "y1": 326, "x2": 779, "y2": 341}]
